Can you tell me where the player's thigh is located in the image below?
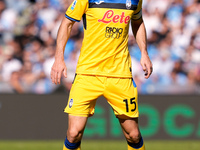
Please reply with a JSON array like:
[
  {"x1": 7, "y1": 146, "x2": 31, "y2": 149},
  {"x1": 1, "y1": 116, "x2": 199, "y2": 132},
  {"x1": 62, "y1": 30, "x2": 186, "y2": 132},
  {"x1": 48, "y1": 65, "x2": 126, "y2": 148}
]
[
  {"x1": 67, "y1": 114, "x2": 88, "y2": 133},
  {"x1": 104, "y1": 78, "x2": 139, "y2": 118}
]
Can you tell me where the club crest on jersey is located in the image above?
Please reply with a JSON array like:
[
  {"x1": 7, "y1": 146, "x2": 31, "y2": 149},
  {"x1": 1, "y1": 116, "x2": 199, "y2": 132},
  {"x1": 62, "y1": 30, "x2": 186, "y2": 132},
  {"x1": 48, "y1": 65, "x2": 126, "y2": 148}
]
[
  {"x1": 126, "y1": 0, "x2": 131, "y2": 9},
  {"x1": 69, "y1": 99, "x2": 73, "y2": 108},
  {"x1": 71, "y1": 0, "x2": 77, "y2": 10}
]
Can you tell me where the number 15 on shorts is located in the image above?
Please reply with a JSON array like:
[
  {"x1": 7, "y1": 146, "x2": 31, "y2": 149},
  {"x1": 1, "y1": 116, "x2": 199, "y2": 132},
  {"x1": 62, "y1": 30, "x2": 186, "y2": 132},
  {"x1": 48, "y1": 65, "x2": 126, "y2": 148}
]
[{"x1": 123, "y1": 97, "x2": 136, "y2": 112}]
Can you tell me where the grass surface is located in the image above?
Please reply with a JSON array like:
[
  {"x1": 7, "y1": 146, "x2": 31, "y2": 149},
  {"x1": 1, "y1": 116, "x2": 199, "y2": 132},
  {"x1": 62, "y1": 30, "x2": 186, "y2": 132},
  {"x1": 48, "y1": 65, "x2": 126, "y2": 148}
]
[{"x1": 0, "y1": 140, "x2": 200, "y2": 150}]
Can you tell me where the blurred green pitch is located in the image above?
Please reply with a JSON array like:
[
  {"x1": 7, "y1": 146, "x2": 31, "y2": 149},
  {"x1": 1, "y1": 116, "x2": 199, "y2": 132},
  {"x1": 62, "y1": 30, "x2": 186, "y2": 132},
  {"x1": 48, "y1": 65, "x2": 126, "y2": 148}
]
[{"x1": 0, "y1": 140, "x2": 200, "y2": 150}]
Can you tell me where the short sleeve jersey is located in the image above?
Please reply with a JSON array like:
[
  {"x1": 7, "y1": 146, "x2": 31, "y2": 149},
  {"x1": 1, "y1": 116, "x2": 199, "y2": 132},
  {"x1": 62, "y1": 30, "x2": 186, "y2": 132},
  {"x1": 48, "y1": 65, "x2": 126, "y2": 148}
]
[{"x1": 66, "y1": 0, "x2": 143, "y2": 78}]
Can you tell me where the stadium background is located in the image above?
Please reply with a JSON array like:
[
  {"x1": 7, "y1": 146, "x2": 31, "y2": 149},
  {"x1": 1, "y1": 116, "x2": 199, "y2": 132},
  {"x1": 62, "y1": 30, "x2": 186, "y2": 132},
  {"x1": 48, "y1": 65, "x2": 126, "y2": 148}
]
[{"x1": 0, "y1": 0, "x2": 200, "y2": 149}]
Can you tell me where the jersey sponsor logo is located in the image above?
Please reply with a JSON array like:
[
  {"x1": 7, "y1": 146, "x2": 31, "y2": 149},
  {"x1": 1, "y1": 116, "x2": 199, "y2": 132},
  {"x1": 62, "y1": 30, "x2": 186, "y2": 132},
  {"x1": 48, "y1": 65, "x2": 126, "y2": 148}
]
[
  {"x1": 126, "y1": 0, "x2": 131, "y2": 9},
  {"x1": 71, "y1": 0, "x2": 77, "y2": 10},
  {"x1": 98, "y1": 10, "x2": 131, "y2": 24},
  {"x1": 69, "y1": 98, "x2": 73, "y2": 108},
  {"x1": 95, "y1": 0, "x2": 104, "y2": 5},
  {"x1": 105, "y1": 27, "x2": 123, "y2": 39}
]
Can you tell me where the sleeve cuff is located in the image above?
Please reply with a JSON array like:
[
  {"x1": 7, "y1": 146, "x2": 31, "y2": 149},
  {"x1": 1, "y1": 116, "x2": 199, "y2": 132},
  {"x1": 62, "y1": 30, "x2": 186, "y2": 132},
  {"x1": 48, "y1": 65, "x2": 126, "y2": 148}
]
[
  {"x1": 65, "y1": 14, "x2": 80, "y2": 22},
  {"x1": 132, "y1": 9, "x2": 142, "y2": 20}
]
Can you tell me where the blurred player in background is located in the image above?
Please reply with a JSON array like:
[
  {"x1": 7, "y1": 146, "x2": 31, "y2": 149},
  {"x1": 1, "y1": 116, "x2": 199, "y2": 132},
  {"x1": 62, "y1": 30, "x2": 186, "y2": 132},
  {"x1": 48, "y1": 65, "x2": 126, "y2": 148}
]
[{"x1": 51, "y1": 0, "x2": 152, "y2": 150}]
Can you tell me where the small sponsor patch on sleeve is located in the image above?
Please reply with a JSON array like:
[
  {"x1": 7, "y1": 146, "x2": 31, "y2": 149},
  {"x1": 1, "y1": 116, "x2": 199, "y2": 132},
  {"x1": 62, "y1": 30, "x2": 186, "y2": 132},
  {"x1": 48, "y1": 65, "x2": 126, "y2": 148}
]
[{"x1": 71, "y1": 0, "x2": 77, "y2": 10}]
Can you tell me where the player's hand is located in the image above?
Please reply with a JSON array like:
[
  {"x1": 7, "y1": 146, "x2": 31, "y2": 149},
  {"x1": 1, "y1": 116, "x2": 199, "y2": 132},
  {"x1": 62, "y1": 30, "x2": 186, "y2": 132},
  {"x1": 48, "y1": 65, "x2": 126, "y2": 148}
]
[
  {"x1": 51, "y1": 59, "x2": 67, "y2": 85},
  {"x1": 140, "y1": 53, "x2": 153, "y2": 79}
]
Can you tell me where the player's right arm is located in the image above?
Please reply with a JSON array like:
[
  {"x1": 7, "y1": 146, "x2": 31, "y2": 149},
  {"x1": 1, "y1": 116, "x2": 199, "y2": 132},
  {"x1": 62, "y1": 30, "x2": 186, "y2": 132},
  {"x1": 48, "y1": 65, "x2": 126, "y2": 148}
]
[{"x1": 51, "y1": 17, "x2": 75, "y2": 85}]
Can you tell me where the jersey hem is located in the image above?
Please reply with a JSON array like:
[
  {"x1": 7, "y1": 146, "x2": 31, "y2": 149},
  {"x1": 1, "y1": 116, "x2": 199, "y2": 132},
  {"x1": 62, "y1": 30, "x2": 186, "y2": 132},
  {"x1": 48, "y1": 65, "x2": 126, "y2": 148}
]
[{"x1": 75, "y1": 71, "x2": 133, "y2": 78}]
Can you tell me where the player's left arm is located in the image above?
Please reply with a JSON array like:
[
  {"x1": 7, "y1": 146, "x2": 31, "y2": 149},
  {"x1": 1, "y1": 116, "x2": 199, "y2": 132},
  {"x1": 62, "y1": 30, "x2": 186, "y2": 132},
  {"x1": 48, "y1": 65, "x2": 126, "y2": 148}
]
[{"x1": 131, "y1": 17, "x2": 153, "y2": 79}]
